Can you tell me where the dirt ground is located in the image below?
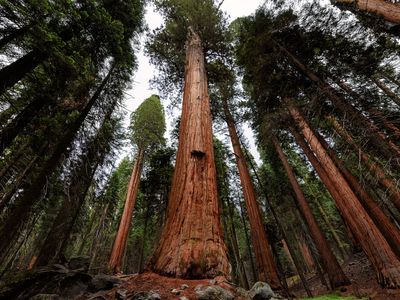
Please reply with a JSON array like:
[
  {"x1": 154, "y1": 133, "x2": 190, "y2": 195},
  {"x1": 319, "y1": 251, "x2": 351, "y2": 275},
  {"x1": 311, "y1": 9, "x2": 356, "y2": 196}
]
[
  {"x1": 289, "y1": 252, "x2": 400, "y2": 299},
  {"x1": 98, "y1": 272, "x2": 243, "y2": 300},
  {"x1": 86, "y1": 252, "x2": 400, "y2": 299}
]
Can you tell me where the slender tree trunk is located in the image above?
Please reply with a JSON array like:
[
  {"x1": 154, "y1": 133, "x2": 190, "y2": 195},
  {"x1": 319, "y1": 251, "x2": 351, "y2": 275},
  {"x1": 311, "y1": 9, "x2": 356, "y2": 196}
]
[
  {"x1": 327, "y1": 115, "x2": 400, "y2": 212},
  {"x1": 109, "y1": 149, "x2": 144, "y2": 273},
  {"x1": 0, "y1": 97, "x2": 48, "y2": 155},
  {"x1": 226, "y1": 196, "x2": 250, "y2": 289},
  {"x1": 311, "y1": 195, "x2": 348, "y2": 260},
  {"x1": 242, "y1": 150, "x2": 309, "y2": 296},
  {"x1": 289, "y1": 105, "x2": 400, "y2": 287},
  {"x1": 77, "y1": 209, "x2": 98, "y2": 256},
  {"x1": 239, "y1": 199, "x2": 258, "y2": 284},
  {"x1": 0, "y1": 49, "x2": 47, "y2": 97},
  {"x1": 336, "y1": 0, "x2": 400, "y2": 24},
  {"x1": 222, "y1": 98, "x2": 281, "y2": 288},
  {"x1": 150, "y1": 30, "x2": 229, "y2": 279},
  {"x1": 314, "y1": 130, "x2": 400, "y2": 259},
  {"x1": 371, "y1": 76, "x2": 400, "y2": 106},
  {"x1": 380, "y1": 71, "x2": 400, "y2": 89},
  {"x1": 0, "y1": 26, "x2": 29, "y2": 49},
  {"x1": 0, "y1": 143, "x2": 47, "y2": 211},
  {"x1": 273, "y1": 40, "x2": 400, "y2": 166},
  {"x1": 0, "y1": 65, "x2": 115, "y2": 261},
  {"x1": 89, "y1": 203, "x2": 110, "y2": 269},
  {"x1": 272, "y1": 137, "x2": 349, "y2": 288},
  {"x1": 137, "y1": 201, "x2": 150, "y2": 273},
  {"x1": 0, "y1": 143, "x2": 28, "y2": 179},
  {"x1": 335, "y1": 80, "x2": 400, "y2": 139},
  {"x1": 35, "y1": 159, "x2": 100, "y2": 266}
]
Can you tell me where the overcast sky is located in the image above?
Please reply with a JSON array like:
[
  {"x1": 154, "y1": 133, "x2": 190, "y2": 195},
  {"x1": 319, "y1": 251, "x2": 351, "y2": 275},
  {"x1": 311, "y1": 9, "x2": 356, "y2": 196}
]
[{"x1": 121, "y1": 1, "x2": 265, "y2": 162}]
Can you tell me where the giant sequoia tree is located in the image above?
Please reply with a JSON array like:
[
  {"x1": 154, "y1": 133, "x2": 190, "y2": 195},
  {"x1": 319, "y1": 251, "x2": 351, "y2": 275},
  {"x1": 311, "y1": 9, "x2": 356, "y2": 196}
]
[
  {"x1": 109, "y1": 95, "x2": 166, "y2": 273},
  {"x1": 235, "y1": 1, "x2": 400, "y2": 288},
  {"x1": 147, "y1": 0, "x2": 231, "y2": 278}
]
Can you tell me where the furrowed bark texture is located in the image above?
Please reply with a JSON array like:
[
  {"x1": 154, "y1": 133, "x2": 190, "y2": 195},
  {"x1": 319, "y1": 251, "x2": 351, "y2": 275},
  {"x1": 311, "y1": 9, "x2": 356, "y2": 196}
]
[
  {"x1": 273, "y1": 40, "x2": 400, "y2": 166},
  {"x1": 289, "y1": 105, "x2": 400, "y2": 288},
  {"x1": 150, "y1": 31, "x2": 230, "y2": 279},
  {"x1": 222, "y1": 98, "x2": 281, "y2": 289},
  {"x1": 109, "y1": 148, "x2": 144, "y2": 273},
  {"x1": 327, "y1": 115, "x2": 400, "y2": 213},
  {"x1": 272, "y1": 137, "x2": 349, "y2": 288},
  {"x1": 336, "y1": 0, "x2": 400, "y2": 24}
]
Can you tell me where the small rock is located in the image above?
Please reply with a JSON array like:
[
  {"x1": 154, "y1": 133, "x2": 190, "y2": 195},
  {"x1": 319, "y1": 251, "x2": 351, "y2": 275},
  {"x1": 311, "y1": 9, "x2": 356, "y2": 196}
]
[
  {"x1": 196, "y1": 286, "x2": 234, "y2": 300},
  {"x1": 132, "y1": 291, "x2": 161, "y2": 300},
  {"x1": 68, "y1": 256, "x2": 90, "y2": 271},
  {"x1": 236, "y1": 287, "x2": 250, "y2": 298},
  {"x1": 249, "y1": 282, "x2": 276, "y2": 300},
  {"x1": 194, "y1": 284, "x2": 203, "y2": 292},
  {"x1": 116, "y1": 289, "x2": 129, "y2": 300},
  {"x1": 171, "y1": 288, "x2": 180, "y2": 295},
  {"x1": 29, "y1": 294, "x2": 61, "y2": 300},
  {"x1": 89, "y1": 274, "x2": 122, "y2": 292},
  {"x1": 180, "y1": 297, "x2": 189, "y2": 300},
  {"x1": 181, "y1": 284, "x2": 189, "y2": 290}
]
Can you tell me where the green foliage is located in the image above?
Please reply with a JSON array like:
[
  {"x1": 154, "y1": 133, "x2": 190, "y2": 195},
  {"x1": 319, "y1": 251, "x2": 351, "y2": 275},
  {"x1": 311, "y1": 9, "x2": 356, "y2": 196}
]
[
  {"x1": 129, "y1": 95, "x2": 166, "y2": 151},
  {"x1": 146, "y1": 0, "x2": 232, "y2": 100}
]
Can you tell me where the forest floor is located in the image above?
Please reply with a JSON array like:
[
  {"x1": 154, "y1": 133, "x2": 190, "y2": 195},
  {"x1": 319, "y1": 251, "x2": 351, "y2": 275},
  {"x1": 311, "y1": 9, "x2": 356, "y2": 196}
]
[
  {"x1": 290, "y1": 252, "x2": 400, "y2": 299},
  {"x1": 94, "y1": 252, "x2": 400, "y2": 299},
  {"x1": 99, "y1": 272, "x2": 246, "y2": 299}
]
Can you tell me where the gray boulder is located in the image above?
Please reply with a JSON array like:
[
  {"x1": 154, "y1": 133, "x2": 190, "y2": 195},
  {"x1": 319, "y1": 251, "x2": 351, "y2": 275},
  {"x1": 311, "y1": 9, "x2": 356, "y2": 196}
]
[
  {"x1": 249, "y1": 282, "x2": 276, "y2": 300},
  {"x1": 68, "y1": 256, "x2": 90, "y2": 271},
  {"x1": 131, "y1": 291, "x2": 161, "y2": 300},
  {"x1": 89, "y1": 274, "x2": 122, "y2": 292},
  {"x1": 195, "y1": 285, "x2": 234, "y2": 300}
]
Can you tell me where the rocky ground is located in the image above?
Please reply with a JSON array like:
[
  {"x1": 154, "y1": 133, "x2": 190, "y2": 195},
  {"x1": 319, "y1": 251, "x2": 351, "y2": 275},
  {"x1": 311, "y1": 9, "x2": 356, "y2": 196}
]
[{"x1": 1, "y1": 252, "x2": 400, "y2": 299}]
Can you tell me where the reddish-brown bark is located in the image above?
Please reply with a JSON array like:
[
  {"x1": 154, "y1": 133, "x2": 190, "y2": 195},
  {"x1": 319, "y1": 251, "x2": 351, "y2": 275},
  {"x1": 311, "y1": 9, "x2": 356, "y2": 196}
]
[
  {"x1": 371, "y1": 76, "x2": 400, "y2": 107},
  {"x1": 272, "y1": 137, "x2": 349, "y2": 288},
  {"x1": 327, "y1": 115, "x2": 400, "y2": 213},
  {"x1": 335, "y1": 80, "x2": 400, "y2": 139},
  {"x1": 150, "y1": 31, "x2": 229, "y2": 279},
  {"x1": 222, "y1": 98, "x2": 281, "y2": 288},
  {"x1": 314, "y1": 131, "x2": 400, "y2": 259},
  {"x1": 273, "y1": 40, "x2": 400, "y2": 165},
  {"x1": 336, "y1": 0, "x2": 400, "y2": 24},
  {"x1": 289, "y1": 105, "x2": 400, "y2": 288},
  {"x1": 109, "y1": 148, "x2": 144, "y2": 273}
]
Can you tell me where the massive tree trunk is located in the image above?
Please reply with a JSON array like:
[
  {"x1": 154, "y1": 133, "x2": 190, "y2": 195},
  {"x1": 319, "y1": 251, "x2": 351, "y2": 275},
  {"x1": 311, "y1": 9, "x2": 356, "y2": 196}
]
[
  {"x1": 314, "y1": 130, "x2": 400, "y2": 259},
  {"x1": 327, "y1": 115, "x2": 400, "y2": 213},
  {"x1": 0, "y1": 65, "x2": 115, "y2": 262},
  {"x1": 335, "y1": 0, "x2": 400, "y2": 24},
  {"x1": 0, "y1": 49, "x2": 47, "y2": 97},
  {"x1": 272, "y1": 137, "x2": 350, "y2": 288},
  {"x1": 109, "y1": 148, "x2": 144, "y2": 273},
  {"x1": 288, "y1": 105, "x2": 400, "y2": 288},
  {"x1": 221, "y1": 98, "x2": 281, "y2": 288},
  {"x1": 149, "y1": 30, "x2": 229, "y2": 279},
  {"x1": 273, "y1": 40, "x2": 400, "y2": 166}
]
